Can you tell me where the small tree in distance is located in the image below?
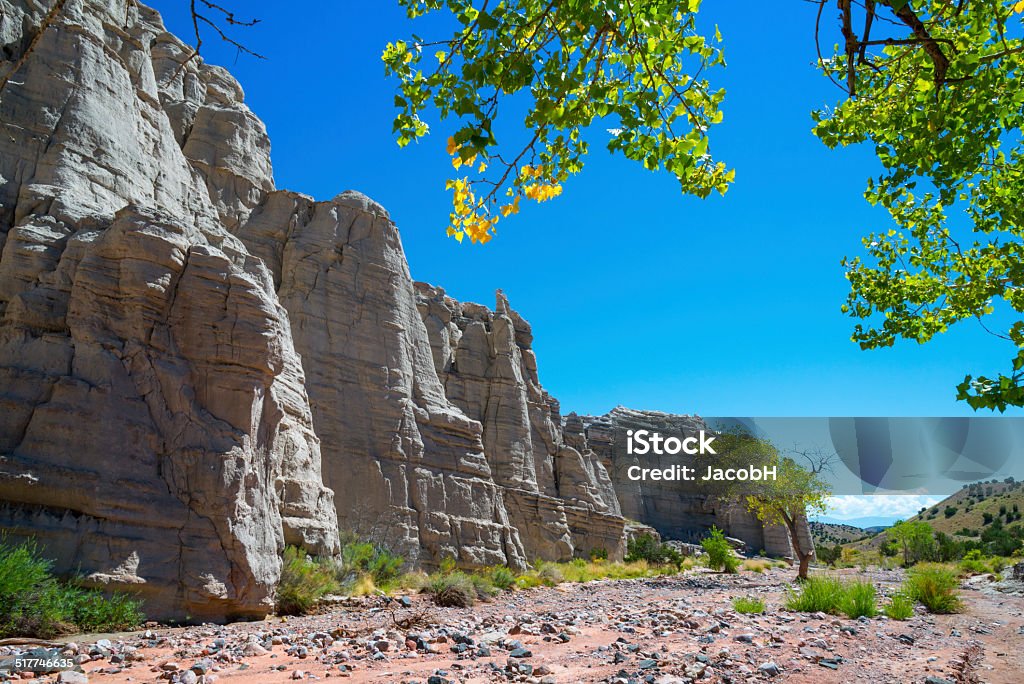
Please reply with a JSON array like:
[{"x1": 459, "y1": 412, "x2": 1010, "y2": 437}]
[{"x1": 745, "y1": 457, "x2": 830, "y2": 580}]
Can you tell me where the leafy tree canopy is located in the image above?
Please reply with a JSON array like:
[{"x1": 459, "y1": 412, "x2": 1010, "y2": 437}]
[
  {"x1": 815, "y1": 0, "x2": 1024, "y2": 411},
  {"x1": 383, "y1": 0, "x2": 731, "y2": 244},
  {"x1": 386, "y1": 0, "x2": 1024, "y2": 411}
]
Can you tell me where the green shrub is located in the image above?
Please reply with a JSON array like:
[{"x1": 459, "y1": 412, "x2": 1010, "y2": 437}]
[
  {"x1": 958, "y1": 549, "x2": 988, "y2": 575},
  {"x1": 589, "y1": 547, "x2": 609, "y2": 561},
  {"x1": 701, "y1": 527, "x2": 738, "y2": 573},
  {"x1": 439, "y1": 555, "x2": 458, "y2": 575},
  {"x1": 535, "y1": 561, "x2": 564, "y2": 586},
  {"x1": 905, "y1": 564, "x2": 962, "y2": 614},
  {"x1": 839, "y1": 580, "x2": 877, "y2": 619},
  {"x1": 732, "y1": 596, "x2": 765, "y2": 614},
  {"x1": 488, "y1": 565, "x2": 516, "y2": 590},
  {"x1": 469, "y1": 573, "x2": 497, "y2": 601},
  {"x1": 0, "y1": 539, "x2": 144, "y2": 638},
  {"x1": 884, "y1": 592, "x2": 915, "y2": 620},
  {"x1": 337, "y1": 541, "x2": 405, "y2": 587},
  {"x1": 515, "y1": 573, "x2": 544, "y2": 589},
  {"x1": 276, "y1": 546, "x2": 339, "y2": 615},
  {"x1": 784, "y1": 575, "x2": 845, "y2": 613},
  {"x1": 626, "y1": 534, "x2": 682, "y2": 565},
  {"x1": 427, "y1": 572, "x2": 476, "y2": 607}
]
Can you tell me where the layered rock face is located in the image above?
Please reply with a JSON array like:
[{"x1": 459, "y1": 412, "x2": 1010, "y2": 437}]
[
  {"x1": 584, "y1": 407, "x2": 813, "y2": 558},
  {"x1": 0, "y1": 0, "x2": 812, "y2": 622},
  {"x1": 414, "y1": 285, "x2": 627, "y2": 561},
  {"x1": 236, "y1": 194, "x2": 528, "y2": 570},
  {"x1": 0, "y1": 0, "x2": 337, "y2": 620}
]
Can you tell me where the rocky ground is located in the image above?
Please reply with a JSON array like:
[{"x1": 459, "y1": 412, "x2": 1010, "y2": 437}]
[{"x1": 2, "y1": 567, "x2": 1022, "y2": 684}]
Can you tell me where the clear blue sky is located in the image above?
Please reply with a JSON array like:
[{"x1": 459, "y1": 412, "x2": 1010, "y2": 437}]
[{"x1": 147, "y1": 1, "x2": 1021, "y2": 418}]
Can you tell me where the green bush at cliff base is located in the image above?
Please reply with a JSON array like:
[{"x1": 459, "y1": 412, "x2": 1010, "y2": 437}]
[
  {"x1": 0, "y1": 539, "x2": 144, "y2": 638},
  {"x1": 276, "y1": 546, "x2": 339, "y2": 615},
  {"x1": 626, "y1": 533, "x2": 683, "y2": 566},
  {"x1": 701, "y1": 527, "x2": 739, "y2": 573},
  {"x1": 488, "y1": 565, "x2": 516, "y2": 590}
]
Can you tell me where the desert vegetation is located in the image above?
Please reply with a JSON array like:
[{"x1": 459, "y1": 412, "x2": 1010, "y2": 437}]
[{"x1": 0, "y1": 538, "x2": 144, "y2": 638}]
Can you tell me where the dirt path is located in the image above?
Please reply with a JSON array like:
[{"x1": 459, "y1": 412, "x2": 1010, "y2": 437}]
[{"x1": 4, "y1": 568, "x2": 1022, "y2": 683}]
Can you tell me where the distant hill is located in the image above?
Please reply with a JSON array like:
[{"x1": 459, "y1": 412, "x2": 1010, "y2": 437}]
[
  {"x1": 810, "y1": 521, "x2": 870, "y2": 546},
  {"x1": 814, "y1": 515, "x2": 900, "y2": 529},
  {"x1": 849, "y1": 479, "x2": 1024, "y2": 550}
]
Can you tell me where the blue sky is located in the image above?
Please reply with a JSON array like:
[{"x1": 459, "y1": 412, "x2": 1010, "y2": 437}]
[{"x1": 147, "y1": 0, "x2": 1022, "y2": 419}]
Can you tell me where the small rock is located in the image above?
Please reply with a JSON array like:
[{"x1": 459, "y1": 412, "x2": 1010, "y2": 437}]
[
  {"x1": 758, "y1": 661, "x2": 781, "y2": 677},
  {"x1": 57, "y1": 673, "x2": 89, "y2": 684}
]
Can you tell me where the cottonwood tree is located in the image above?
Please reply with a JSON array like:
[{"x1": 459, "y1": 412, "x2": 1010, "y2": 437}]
[
  {"x1": 6, "y1": 1, "x2": 1024, "y2": 409},
  {"x1": 384, "y1": 0, "x2": 1024, "y2": 411},
  {"x1": 744, "y1": 453, "x2": 832, "y2": 581},
  {"x1": 813, "y1": 0, "x2": 1024, "y2": 411},
  {"x1": 887, "y1": 520, "x2": 936, "y2": 565},
  {"x1": 711, "y1": 433, "x2": 832, "y2": 580}
]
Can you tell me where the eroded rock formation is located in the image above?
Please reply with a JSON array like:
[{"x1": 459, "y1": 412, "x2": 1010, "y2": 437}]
[
  {"x1": 0, "y1": 0, "x2": 337, "y2": 621},
  {"x1": 0, "y1": 0, "x2": 811, "y2": 621},
  {"x1": 236, "y1": 193, "x2": 528, "y2": 570},
  {"x1": 414, "y1": 285, "x2": 628, "y2": 561}
]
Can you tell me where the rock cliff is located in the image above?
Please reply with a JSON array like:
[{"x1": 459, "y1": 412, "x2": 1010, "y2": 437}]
[
  {"x1": 414, "y1": 285, "x2": 627, "y2": 561},
  {"x1": 0, "y1": 0, "x2": 337, "y2": 621},
  {"x1": 236, "y1": 193, "x2": 528, "y2": 570},
  {"x1": 0, "y1": 0, "x2": 810, "y2": 621}
]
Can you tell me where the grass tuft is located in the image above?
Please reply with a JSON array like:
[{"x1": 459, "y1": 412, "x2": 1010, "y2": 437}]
[
  {"x1": 883, "y1": 592, "x2": 915, "y2": 620},
  {"x1": 905, "y1": 563, "x2": 962, "y2": 614},
  {"x1": 732, "y1": 596, "x2": 766, "y2": 614},
  {"x1": 838, "y1": 579, "x2": 878, "y2": 619}
]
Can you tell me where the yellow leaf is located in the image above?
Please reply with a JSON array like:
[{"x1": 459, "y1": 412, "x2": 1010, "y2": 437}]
[
  {"x1": 1014, "y1": 0, "x2": 1024, "y2": 14},
  {"x1": 478, "y1": 162, "x2": 487, "y2": 173},
  {"x1": 446, "y1": 137, "x2": 457, "y2": 155},
  {"x1": 454, "y1": 231, "x2": 464, "y2": 243},
  {"x1": 452, "y1": 156, "x2": 463, "y2": 169}
]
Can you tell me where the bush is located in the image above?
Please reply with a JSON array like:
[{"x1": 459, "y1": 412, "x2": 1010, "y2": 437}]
[
  {"x1": 884, "y1": 592, "x2": 915, "y2": 620},
  {"x1": 468, "y1": 574, "x2": 497, "y2": 601},
  {"x1": 589, "y1": 547, "x2": 609, "y2": 561},
  {"x1": 732, "y1": 596, "x2": 765, "y2": 614},
  {"x1": 958, "y1": 549, "x2": 988, "y2": 575},
  {"x1": 488, "y1": 565, "x2": 516, "y2": 590},
  {"x1": 784, "y1": 575, "x2": 845, "y2": 614},
  {"x1": 905, "y1": 564, "x2": 962, "y2": 614},
  {"x1": 427, "y1": 572, "x2": 476, "y2": 607},
  {"x1": 535, "y1": 561, "x2": 564, "y2": 586},
  {"x1": 337, "y1": 541, "x2": 405, "y2": 587},
  {"x1": 701, "y1": 527, "x2": 738, "y2": 573},
  {"x1": 0, "y1": 539, "x2": 144, "y2": 638},
  {"x1": 626, "y1": 534, "x2": 682, "y2": 565},
  {"x1": 839, "y1": 580, "x2": 877, "y2": 619},
  {"x1": 516, "y1": 573, "x2": 544, "y2": 589},
  {"x1": 276, "y1": 546, "x2": 339, "y2": 615}
]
